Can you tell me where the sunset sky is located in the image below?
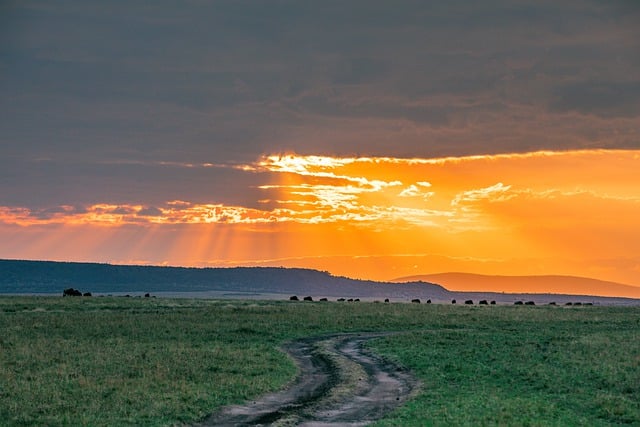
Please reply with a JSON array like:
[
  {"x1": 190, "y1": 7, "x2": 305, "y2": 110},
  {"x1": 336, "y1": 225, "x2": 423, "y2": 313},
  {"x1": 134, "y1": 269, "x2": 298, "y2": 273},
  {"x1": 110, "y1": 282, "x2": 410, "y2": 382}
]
[{"x1": 1, "y1": 1, "x2": 639, "y2": 289}]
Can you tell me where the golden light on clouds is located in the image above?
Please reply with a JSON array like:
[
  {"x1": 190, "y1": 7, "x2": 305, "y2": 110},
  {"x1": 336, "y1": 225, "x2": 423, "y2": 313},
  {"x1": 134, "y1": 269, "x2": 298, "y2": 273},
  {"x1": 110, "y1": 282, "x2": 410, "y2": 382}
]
[{"x1": 1, "y1": 149, "x2": 639, "y2": 287}]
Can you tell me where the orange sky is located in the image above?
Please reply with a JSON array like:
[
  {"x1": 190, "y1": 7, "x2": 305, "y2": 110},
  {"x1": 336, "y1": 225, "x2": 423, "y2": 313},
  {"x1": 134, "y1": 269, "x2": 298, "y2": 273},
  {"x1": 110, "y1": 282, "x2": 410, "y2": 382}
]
[{"x1": 1, "y1": 149, "x2": 639, "y2": 289}]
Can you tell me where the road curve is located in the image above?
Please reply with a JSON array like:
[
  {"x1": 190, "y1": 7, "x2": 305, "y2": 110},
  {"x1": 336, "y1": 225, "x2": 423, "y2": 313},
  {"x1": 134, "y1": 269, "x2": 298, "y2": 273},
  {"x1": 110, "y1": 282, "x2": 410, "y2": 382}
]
[{"x1": 196, "y1": 333, "x2": 420, "y2": 426}]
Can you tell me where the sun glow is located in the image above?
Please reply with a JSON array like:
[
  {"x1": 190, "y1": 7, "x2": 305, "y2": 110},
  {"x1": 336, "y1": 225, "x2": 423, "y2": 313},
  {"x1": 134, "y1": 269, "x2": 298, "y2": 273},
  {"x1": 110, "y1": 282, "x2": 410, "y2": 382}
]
[{"x1": 1, "y1": 149, "x2": 640, "y2": 286}]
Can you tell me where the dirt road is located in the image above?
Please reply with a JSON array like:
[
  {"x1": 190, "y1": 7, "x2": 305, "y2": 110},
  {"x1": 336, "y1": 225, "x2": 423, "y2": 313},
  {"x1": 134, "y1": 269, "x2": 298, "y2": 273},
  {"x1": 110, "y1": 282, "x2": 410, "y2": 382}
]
[{"x1": 196, "y1": 333, "x2": 419, "y2": 426}]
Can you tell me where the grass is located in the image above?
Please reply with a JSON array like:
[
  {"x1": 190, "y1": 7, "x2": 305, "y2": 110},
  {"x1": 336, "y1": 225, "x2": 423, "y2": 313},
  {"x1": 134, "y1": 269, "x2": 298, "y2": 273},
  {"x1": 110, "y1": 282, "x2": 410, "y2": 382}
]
[
  {"x1": 0, "y1": 297, "x2": 638, "y2": 426},
  {"x1": 370, "y1": 306, "x2": 640, "y2": 426}
]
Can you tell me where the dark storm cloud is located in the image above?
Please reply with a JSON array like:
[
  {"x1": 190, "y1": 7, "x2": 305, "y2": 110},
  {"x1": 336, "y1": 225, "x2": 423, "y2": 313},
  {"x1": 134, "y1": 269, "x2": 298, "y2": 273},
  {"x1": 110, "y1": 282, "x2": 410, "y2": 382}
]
[
  {"x1": 1, "y1": 0, "x2": 639, "y2": 208},
  {"x1": 136, "y1": 206, "x2": 163, "y2": 217},
  {"x1": 108, "y1": 206, "x2": 135, "y2": 215},
  {"x1": 552, "y1": 81, "x2": 640, "y2": 118},
  {"x1": 0, "y1": 158, "x2": 270, "y2": 208},
  {"x1": 29, "y1": 205, "x2": 87, "y2": 220}
]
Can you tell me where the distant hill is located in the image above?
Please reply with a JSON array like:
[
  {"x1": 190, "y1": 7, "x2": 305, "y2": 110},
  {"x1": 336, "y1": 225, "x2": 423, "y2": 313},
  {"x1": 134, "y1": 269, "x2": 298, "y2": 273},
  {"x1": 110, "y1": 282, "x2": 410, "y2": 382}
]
[
  {"x1": 392, "y1": 272, "x2": 640, "y2": 299},
  {"x1": 0, "y1": 259, "x2": 449, "y2": 299},
  {"x1": 2, "y1": 260, "x2": 639, "y2": 305}
]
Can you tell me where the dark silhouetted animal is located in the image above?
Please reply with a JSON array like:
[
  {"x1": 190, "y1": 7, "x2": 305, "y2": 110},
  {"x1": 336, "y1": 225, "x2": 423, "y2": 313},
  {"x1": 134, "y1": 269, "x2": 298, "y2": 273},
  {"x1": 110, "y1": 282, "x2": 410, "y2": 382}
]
[
  {"x1": 290, "y1": 295, "x2": 299, "y2": 301},
  {"x1": 384, "y1": 298, "x2": 390, "y2": 303},
  {"x1": 319, "y1": 298, "x2": 328, "y2": 302},
  {"x1": 63, "y1": 288, "x2": 82, "y2": 297},
  {"x1": 525, "y1": 301, "x2": 535, "y2": 305},
  {"x1": 426, "y1": 299, "x2": 431, "y2": 304},
  {"x1": 514, "y1": 301, "x2": 523, "y2": 305},
  {"x1": 548, "y1": 302, "x2": 556, "y2": 305},
  {"x1": 585, "y1": 302, "x2": 593, "y2": 306},
  {"x1": 490, "y1": 301, "x2": 496, "y2": 305},
  {"x1": 303, "y1": 296, "x2": 313, "y2": 301},
  {"x1": 82, "y1": 292, "x2": 92, "y2": 297},
  {"x1": 451, "y1": 299, "x2": 456, "y2": 304},
  {"x1": 337, "y1": 298, "x2": 345, "y2": 302},
  {"x1": 565, "y1": 302, "x2": 573, "y2": 306},
  {"x1": 573, "y1": 302, "x2": 582, "y2": 306},
  {"x1": 144, "y1": 293, "x2": 150, "y2": 298},
  {"x1": 347, "y1": 298, "x2": 354, "y2": 302},
  {"x1": 411, "y1": 299, "x2": 421, "y2": 303},
  {"x1": 354, "y1": 298, "x2": 360, "y2": 302},
  {"x1": 465, "y1": 300, "x2": 473, "y2": 305},
  {"x1": 479, "y1": 300, "x2": 488, "y2": 305}
]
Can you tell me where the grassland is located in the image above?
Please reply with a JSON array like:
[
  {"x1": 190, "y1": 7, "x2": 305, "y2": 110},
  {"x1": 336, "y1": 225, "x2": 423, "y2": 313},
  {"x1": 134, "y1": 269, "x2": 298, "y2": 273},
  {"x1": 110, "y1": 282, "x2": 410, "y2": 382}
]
[{"x1": 0, "y1": 297, "x2": 638, "y2": 426}]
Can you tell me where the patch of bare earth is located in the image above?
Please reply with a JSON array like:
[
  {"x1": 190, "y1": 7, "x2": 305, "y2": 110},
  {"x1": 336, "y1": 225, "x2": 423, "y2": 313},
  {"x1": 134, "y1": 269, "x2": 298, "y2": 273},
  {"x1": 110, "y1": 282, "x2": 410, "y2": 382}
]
[{"x1": 196, "y1": 333, "x2": 419, "y2": 426}]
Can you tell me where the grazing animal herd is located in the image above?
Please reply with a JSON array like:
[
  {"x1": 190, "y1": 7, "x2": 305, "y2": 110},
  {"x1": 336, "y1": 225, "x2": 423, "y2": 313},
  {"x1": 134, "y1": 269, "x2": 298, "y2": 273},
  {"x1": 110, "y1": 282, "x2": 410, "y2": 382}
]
[
  {"x1": 62, "y1": 289, "x2": 155, "y2": 298},
  {"x1": 288, "y1": 296, "x2": 595, "y2": 306},
  {"x1": 62, "y1": 288, "x2": 91, "y2": 297},
  {"x1": 60, "y1": 287, "x2": 592, "y2": 306}
]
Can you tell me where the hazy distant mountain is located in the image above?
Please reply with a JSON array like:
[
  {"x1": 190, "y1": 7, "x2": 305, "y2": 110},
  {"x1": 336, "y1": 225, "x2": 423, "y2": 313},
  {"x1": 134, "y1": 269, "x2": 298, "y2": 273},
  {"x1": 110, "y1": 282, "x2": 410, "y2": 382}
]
[
  {"x1": 2, "y1": 260, "x2": 639, "y2": 305},
  {"x1": 392, "y1": 272, "x2": 640, "y2": 299},
  {"x1": 0, "y1": 259, "x2": 449, "y2": 299}
]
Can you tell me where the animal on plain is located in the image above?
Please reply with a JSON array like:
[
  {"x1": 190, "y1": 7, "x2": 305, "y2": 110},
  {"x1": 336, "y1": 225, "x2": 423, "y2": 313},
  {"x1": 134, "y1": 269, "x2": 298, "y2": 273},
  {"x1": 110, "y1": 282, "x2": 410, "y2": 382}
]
[
  {"x1": 465, "y1": 300, "x2": 473, "y2": 305},
  {"x1": 303, "y1": 296, "x2": 313, "y2": 301},
  {"x1": 479, "y1": 300, "x2": 488, "y2": 305},
  {"x1": 62, "y1": 288, "x2": 82, "y2": 297},
  {"x1": 384, "y1": 298, "x2": 390, "y2": 303},
  {"x1": 411, "y1": 299, "x2": 421, "y2": 304},
  {"x1": 290, "y1": 295, "x2": 299, "y2": 301}
]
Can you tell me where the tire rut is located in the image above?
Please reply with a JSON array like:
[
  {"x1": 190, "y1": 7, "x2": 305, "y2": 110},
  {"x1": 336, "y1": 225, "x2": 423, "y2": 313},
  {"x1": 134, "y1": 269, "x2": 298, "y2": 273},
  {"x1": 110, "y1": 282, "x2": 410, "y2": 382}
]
[{"x1": 196, "y1": 333, "x2": 419, "y2": 426}]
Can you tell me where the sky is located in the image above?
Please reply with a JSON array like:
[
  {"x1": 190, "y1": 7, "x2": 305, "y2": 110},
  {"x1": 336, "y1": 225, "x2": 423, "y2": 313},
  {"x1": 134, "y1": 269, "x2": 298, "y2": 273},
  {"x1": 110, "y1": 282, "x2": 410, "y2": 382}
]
[{"x1": 1, "y1": 1, "x2": 640, "y2": 289}]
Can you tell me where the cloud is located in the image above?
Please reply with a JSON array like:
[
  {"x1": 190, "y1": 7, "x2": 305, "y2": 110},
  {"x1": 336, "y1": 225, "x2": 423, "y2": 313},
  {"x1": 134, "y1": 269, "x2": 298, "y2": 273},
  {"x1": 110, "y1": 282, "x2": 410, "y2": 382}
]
[
  {"x1": 2, "y1": 0, "x2": 639, "y2": 194},
  {"x1": 108, "y1": 206, "x2": 135, "y2": 215},
  {"x1": 399, "y1": 185, "x2": 421, "y2": 198},
  {"x1": 452, "y1": 183, "x2": 513, "y2": 206},
  {"x1": 551, "y1": 81, "x2": 640, "y2": 118},
  {"x1": 29, "y1": 205, "x2": 86, "y2": 220},
  {"x1": 136, "y1": 206, "x2": 163, "y2": 217},
  {"x1": 257, "y1": 155, "x2": 404, "y2": 190},
  {"x1": 2, "y1": 149, "x2": 631, "y2": 231},
  {"x1": 399, "y1": 182, "x2": 434, "y2": 199}
]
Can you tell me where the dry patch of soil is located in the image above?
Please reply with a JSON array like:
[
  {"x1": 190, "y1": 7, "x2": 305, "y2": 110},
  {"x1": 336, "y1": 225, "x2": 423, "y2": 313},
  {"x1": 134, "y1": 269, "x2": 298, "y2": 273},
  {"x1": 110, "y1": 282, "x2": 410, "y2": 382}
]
[{"x1": 196, "y1": 333, "x2": 419, "y2": 426}]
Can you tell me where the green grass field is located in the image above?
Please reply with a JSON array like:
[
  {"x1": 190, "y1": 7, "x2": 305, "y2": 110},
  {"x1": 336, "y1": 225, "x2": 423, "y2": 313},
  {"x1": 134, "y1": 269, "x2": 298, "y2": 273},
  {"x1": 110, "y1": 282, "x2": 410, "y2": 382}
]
[{"x1": 1, "y1": 297, "x2": 638, "y2": 426}]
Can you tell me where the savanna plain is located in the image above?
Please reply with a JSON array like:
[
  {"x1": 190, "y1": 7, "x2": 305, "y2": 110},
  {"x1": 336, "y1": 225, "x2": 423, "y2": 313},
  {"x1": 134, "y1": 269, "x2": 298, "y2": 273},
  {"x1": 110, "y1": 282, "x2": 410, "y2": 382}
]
[{"x1": 1, "y1": 297, "x2": 639, "y2": 426}]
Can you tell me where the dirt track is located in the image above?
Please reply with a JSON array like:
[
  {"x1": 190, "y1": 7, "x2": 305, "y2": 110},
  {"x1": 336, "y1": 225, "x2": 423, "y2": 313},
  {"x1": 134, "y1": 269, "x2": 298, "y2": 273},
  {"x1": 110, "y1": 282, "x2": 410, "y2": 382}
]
[{"x1": 196, "y1": 333, "x2": 419, "y2": 426}]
